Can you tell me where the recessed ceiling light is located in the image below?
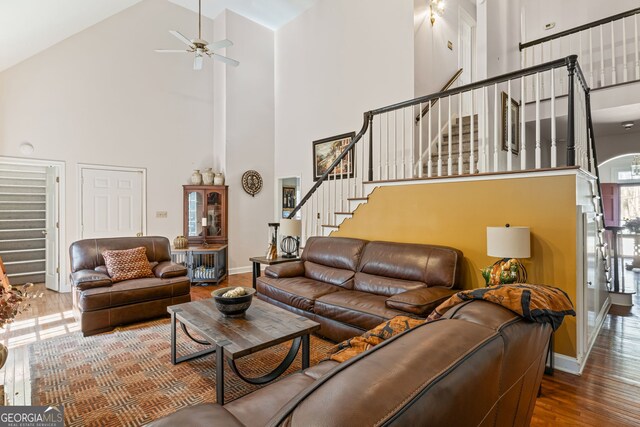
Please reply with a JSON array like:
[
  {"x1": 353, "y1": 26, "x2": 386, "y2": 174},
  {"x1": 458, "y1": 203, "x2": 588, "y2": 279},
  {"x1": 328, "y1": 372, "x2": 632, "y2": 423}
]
[{"x1": 622, "y1": 121, "x2": 635, "y2": 130}]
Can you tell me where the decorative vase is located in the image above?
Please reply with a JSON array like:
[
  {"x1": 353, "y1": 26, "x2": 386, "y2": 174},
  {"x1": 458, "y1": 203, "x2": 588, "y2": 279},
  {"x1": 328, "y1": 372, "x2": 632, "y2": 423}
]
[
  {"x1": 214, "y1": 173, "x2": 225, "y2": 186},
  {"x1": 191, "y1": 170, "x2": 203, "y2": 185},
  {"x1": 0, "y1": 343, "x2": 7, "y2": 370},
  {"x1": 202, "y1": 168, "x2": 214, "y2": 185},
  {"x1": 173, "y1": 235, "x2": 188, "y2": 249}
]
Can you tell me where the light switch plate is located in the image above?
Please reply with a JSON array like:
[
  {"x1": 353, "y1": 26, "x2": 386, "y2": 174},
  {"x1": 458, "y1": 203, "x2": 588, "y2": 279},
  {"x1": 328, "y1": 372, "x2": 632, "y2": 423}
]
[
  {"x1": 156, "y1": 211, "x2": 168, "y2": 218},
  {"x1": 447, "y1": 40, "x2": 453, "y2": 50}
]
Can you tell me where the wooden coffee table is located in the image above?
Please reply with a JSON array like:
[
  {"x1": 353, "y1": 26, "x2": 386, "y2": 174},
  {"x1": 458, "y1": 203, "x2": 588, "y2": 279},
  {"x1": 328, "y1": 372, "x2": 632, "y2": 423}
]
[{"x1": 167, "y1": 298, "x2": 320, "y2": 405}]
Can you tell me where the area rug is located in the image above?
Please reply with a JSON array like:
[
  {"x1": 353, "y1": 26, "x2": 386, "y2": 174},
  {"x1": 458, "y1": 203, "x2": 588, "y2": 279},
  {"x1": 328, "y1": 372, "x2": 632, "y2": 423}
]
[{"x1": 29, "y1": 319, "x2": 334, "y2": 426}]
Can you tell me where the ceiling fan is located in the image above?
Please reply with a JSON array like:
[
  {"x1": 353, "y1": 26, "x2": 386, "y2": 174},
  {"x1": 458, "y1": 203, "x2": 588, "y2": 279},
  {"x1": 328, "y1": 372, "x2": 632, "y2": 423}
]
[{"x1": 155, "y1": 0, "x2": 239, "y2": 70}]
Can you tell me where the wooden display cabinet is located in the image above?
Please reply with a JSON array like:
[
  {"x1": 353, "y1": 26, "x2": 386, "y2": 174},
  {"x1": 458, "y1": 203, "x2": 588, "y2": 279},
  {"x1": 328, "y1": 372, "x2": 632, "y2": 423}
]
[{"x1": 183, "y1": 185, "x2": 228, "y2": 244}]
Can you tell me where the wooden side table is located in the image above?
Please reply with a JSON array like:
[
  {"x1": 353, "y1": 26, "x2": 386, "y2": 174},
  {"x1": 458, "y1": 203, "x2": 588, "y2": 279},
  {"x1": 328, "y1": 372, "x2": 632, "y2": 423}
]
[{"x1": 249, "y1": 256, "x2": 300, "y2": 289}]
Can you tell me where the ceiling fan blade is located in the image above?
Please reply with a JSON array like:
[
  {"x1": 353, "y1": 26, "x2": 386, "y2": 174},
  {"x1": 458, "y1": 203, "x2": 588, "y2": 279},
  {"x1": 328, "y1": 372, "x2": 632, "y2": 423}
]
[
  {"x1": 170, "y1": 30, "x2": 194, "y2": 47},
  {"x1": 155, "y1": 49, "x2": 190, "y2": 53},
  {"x1": 212, "y1": 53, "x2": 239, "y2": 67},
  {"x1": 207, "y1": 39, "x2": 233, "y2": 50},
  {"x1": 194, "y1": 55, "x2": 204, "y2": 70}
]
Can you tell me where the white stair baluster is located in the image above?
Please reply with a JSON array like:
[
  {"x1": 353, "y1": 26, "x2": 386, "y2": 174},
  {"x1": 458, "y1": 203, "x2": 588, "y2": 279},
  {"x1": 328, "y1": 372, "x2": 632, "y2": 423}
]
[
  {"x1": 478, "y1": 88, "x2": 485, "y2": 173},
  {"x1": 447, "y1": 96, "x2": 452, "y2": 176},
  {"x1": 551, "y1": 68, "x2": 557, "y2": 168},
  {"x1": 458, "y1": 93, "x2": 463, "y2": 175},
  {"x1": 437, "y1": 101, "x2": 442, "y2": 177},
  {"x1": 470, "y1": 89, "x2": 475, "y2": 174},
  {"x1": 403, "y1": 107, "x2": 407, "y2": 179},
  {"x1": 386, "y1": 113, "x2": 390, "y2": 180},
  {"x1": 493, "y1": 84, "x2": 499, "y2": 172},
  {"x1": 589, "y1": 28, "x2": 594, "y2": 88},
  {"x1": 535, "y1": 72, "x2": 541, "y2": 168},
  {"x1": 393, "y1": 110, "x2": 398, "y2": 180},
  {"x1": 428, "y1": 104, "x2": 433, "y2": 177},
  {"x1": 410, "y1": 107, "x2": 415, "y2": 178},
  {"x1": 520, "y1": 76, "x2": 527, "y2": 170},
  {"x1": 611, "y1": 21, "x2": 617, "y2": 85},
  {"x1": 378, "y1": 115, "x2": 382, "y2": 180},
  {"x1": 623, "y1": 17, "x2": 628, "y2": 83},
  {"x1": 600, "y1": 24, "x2": 606, "y2": 86},
  {"x1": 635, "y1": 14, "x2": 640, "y2": 80},
  {"x1": 507, "y1": 80, "x2": 512, "y2": 172}
]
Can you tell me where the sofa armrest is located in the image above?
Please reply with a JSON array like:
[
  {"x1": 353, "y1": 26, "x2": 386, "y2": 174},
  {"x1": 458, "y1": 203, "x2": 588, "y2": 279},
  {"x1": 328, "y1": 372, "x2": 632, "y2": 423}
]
[
  {"x1": 145, "y1": 403, "x2": 244, "y2": 427},
  {"x1": 71, "y1": 270, "x2": 112, "y2": 291},
  {"x1": 153, "y1": 261, "x2": 188, "y2": 279},
  {"x1": 265, "y1": 261, "x2": 305, "y2": 278},
  {"x1": 386, "y1": 287, "x2": 457, "y2": 316}
]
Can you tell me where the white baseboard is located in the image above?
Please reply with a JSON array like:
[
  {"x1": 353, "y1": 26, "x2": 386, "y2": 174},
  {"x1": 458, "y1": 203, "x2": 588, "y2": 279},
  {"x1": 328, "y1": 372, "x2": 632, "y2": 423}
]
[
  {"x1": 229, "y1": 266, "x2": 254, "y2": 275},
  {"x1": 552, "y1": 353, "x2": 583, "y2": 375}
]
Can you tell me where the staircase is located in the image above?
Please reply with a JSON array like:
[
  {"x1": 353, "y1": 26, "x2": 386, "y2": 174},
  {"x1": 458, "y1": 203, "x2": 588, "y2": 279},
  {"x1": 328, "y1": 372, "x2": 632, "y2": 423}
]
[
  {"x1": 422, "y1": 115, "x2": 479, "y2": 176},
  {"x1": 0, "y1": 164, "x2": 47, "y2": 285}
]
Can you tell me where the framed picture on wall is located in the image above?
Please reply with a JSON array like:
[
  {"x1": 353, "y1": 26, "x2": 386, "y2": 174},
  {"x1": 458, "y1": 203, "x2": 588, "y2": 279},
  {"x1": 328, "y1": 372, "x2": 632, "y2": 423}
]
[
  {"x1": 501, "y1": 92, "x2": 520, "y2": 155},
  {"x1": 312, "y1": 132, "x2": 356, "y2": 181},
  {"x1": 282, "y1": 186, "x2": 296, "y2": 216}
]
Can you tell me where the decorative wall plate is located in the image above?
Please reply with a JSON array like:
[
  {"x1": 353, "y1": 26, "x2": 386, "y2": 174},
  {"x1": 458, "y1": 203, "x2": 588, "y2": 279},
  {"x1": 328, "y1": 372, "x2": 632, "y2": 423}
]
[{"x1": 241, "y1": 170, "x2": 263, "y2": 197}]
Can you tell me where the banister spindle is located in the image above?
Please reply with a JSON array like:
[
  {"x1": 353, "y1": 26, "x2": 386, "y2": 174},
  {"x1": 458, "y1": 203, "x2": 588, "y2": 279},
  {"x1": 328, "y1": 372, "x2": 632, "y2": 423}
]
[
  {"x1": 520, "y1": 76, "x2": 526, "y2": 170},
  {"x1": 393, "y1": 110, "x2": 398, "y2": 180},
  {"x1": 611, "y1": 20, "x2": 617, "y2": 84},
  {"x1": 447, "y1": 96, "x2": 452, "y2": 176},
  {"x1": 535, "y1": 72, "x2": 541, "y2": 168},
  {"x1": 623, "y1": 17, "x2": 628, "y2": 82},
  {"x1": 437, "y1": 101, "x2": 442, "y2": 177},
  {"x1": 470, "y1": 90, "x2": 475, "y2": 174},
  {"x1": 551, "y1": 68, "x2": 557, "y2": 167},
  {"x1": 403, "y1": 107, "x2": 407, "y2": 179},
  {"x1": 428, "y1": 104, "x2": 433, "y2": 177},
  {"x1": 600, "y1": 24, "x2": 605, "y2": 86},
  {"x1": 458, "y1": 93, "x2": 463, "y2": 175},
  {"x1": 410, "y1": 107, "x2": 415, "y2": 178},
  {"x1": 507, "y1": 79, "x2": 512, "y2": 172},
  {"x1": 386, "y1": 113, "x2": 390, "y2": 180},
  {"x1": 567, "y1": 56, "x2": 577, "y2": 167},
  {"x1": 635, "y1": 14, "x2": 639, "y2": 80},
  {"x1": 478, "y1": 88, "x2": 484, "y2": 173},
  {"x1": 418, "y1": 104, "x2": 423, "y2": 178},
  {"x1": 589, "y1": 28, "x2": 594, "y2": 87},
  {"x1": 493, "y1": 84, "x2": 499, "y2": 172}
]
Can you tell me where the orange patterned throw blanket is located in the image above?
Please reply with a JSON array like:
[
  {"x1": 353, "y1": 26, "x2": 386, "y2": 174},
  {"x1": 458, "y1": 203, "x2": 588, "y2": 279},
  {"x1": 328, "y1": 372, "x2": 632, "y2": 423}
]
[
  {"x1": 329, "y1": 316, "x2": 423, "y2": 363},
  {"x1": 426, "y1": 283, "x2": 576, "y2": 331}
]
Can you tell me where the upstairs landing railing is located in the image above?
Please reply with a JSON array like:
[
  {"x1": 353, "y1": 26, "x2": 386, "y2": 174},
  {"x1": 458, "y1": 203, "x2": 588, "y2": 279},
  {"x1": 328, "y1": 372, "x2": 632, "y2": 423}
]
[
  {"x1": 520, "y1": 7, "x2": 640, "y2": 98},
  {"x1": 289, "y1": 56, "x2": 599, "y2": 244}
]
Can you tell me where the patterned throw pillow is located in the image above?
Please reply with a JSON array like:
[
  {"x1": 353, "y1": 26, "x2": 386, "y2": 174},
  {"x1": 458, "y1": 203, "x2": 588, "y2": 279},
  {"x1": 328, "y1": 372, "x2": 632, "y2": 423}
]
[
  {"x1": 102, "y1": 247, "x2": 154, "y2": 282},
  {"x1": 329, "y1": 316, "x2": 424, "y2": 363}
]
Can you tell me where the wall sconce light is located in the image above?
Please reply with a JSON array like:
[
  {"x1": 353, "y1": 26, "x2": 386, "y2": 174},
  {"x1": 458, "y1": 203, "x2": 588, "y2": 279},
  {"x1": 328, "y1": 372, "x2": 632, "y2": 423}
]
[
  {"x1": 429, "y1": 0, "x2": 445, "y2": 26},
  {"x1": 631, "y1": 155, "x2": 640, "y2": 178}
]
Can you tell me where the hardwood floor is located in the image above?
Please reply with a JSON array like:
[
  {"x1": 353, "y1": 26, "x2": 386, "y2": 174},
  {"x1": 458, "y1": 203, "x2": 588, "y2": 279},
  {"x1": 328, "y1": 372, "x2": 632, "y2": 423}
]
[{"x1": 1, "y1": 272, "x2": 639, "y2": 427}]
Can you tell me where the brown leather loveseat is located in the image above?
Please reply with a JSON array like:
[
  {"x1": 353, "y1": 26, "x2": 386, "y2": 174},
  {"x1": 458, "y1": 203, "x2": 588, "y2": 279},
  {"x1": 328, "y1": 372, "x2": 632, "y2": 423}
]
[
  {"x1": 257, "y1": 236, "x2": 463, "y2": 341},
  {"x1": 69, "y1": 236, "x2": 191, "y2": 336},
  {"x1": 148, "y1": 299, "x2": 553, "y2": 427}
]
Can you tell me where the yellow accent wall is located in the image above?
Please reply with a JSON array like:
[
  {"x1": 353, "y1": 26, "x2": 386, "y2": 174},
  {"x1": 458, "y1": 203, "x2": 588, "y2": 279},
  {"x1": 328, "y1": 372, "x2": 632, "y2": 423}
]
[{"x1": 334, "y1": 174, "x2": 578, "y2": 357}]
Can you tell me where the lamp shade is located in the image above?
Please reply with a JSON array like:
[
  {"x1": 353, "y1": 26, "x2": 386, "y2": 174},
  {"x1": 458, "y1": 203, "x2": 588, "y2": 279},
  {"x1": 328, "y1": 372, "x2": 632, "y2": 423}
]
[
  {"x1": 280, "y1": 219, "x2": 302, "y2": 237},
  {"x1": 487, "y1": 226, "x2": 530, "y2": 258}
]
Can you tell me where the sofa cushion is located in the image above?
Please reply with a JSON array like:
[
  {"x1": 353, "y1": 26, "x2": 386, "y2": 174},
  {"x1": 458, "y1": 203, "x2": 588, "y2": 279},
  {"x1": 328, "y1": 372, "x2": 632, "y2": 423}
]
[
  {"x1": 153, "y1": 261, "x2": 188, "y2": 279},
  {"x1": 304, "y1": 261, "x2": 355, "y2": 289},
  {"x1": 70, "y1": 269, "x2": 113, "y2": 290},
  {"x1": 76, "y1": 276, "x2": 190, "y2": 312},
  {"x1": 353, "y1": 272, "x2": 425, "y2": 297},
  {"x1": 256, "y1": 276, "x2": 341, "y2": 312},
  {"x1": 385, "y1": 286, "x2": 457, "y2": 315},
  {"x1": 357, "y1": 241, "x2": 462, "y2": 288},
  {"x1": 102, "y1": 247, "x2": 154, "y2": 282},
  {"x1": 314, "y1": 290, "x2": 407, "y2": 331},
  {"x1": 302, "y1": 236, "x2": 367, "y2": 271}
]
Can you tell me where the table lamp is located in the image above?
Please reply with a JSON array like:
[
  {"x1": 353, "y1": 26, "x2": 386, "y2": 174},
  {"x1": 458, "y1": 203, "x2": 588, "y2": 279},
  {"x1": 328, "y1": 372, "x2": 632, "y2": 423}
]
[
  {"x1": 280, "y1": 219, "x2": 302, "y2": 258},
  {"x1": 485, "y1": 224, "x2": 530, "y2": 284}
]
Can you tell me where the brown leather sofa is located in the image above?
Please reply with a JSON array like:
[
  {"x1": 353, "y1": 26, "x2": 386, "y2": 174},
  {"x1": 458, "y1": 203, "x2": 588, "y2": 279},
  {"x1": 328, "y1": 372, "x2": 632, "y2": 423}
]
[
  {"x1": 148, "y1": 299, "x2": 553, "y2": 427},
  {"x1": 69, "y1": 236, "x2": 190, "y2": 336},
  {"x1": 257, "y1": 237, "x2": 462, "y2": 341}
]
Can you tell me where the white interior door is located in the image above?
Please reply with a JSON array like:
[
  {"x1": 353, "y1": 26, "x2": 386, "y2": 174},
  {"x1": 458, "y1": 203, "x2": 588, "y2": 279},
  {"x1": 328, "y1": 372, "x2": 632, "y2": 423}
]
[
  {"x1": 458, "y1": 8, "x2": 476, "y2": 115},
  {"x1": 45, "y1": 167, "x2": 59, "y2": 290},
  {"x1": 81, "y1": 168, "x2": 144, "y2": 239}
]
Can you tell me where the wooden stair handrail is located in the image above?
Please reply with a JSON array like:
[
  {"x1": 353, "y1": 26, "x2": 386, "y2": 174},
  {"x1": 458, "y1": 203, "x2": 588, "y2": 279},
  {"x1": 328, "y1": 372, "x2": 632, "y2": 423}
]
[{"x1": 415, "y1": 68, "x2": 463, "y2": 124}]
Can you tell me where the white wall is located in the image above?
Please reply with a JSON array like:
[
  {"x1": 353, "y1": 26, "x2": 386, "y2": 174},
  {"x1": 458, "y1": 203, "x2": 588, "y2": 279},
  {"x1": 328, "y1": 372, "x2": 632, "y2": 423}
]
[
  {"x1": 414, "y1": 0, "x2": 476, "y2": 96},
  {"x1": 215, "y1": 10, "x2": 275, "y2": 273},
  {"x1": 0, "y1": 0, "x2": 215, "y2": 287},
  {"x1": 275, "y1": 0, "x2": 415, "y2": 195}
]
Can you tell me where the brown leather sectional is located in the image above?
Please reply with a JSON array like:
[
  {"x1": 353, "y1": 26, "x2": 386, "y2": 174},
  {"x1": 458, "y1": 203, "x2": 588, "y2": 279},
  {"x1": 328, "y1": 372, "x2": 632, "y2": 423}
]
[
  {"x1": 148, "y1": 299, "x2": 552, "y2": 427},
  {"x1": 257, "y1": 237, "x2": 463, "y2": 341},
  {"x1": 69, "y1": 236, "x2": 190, "y2": 336}
]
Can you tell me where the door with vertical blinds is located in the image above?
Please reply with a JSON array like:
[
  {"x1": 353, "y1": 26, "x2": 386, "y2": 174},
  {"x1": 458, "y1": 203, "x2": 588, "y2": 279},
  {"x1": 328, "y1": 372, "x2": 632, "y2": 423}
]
[{"x1": 81, "y1": 168, "x2": 144, "y2": 239}]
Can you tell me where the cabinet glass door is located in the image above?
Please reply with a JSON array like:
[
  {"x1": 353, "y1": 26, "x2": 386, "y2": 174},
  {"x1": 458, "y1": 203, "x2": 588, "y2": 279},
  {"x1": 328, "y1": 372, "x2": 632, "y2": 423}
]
[
  {"x1": 206, "y1": 190, "x2": 223, "y2": 238},
  {"x1": 187, "y1": 191, "x2": 204, "y2": 238}
]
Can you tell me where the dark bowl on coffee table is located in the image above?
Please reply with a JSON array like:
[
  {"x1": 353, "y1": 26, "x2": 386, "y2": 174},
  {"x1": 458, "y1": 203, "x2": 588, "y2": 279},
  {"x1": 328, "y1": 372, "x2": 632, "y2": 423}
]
[{"x1": 211, "y1": 287, "x2": 256, "y2": 317}]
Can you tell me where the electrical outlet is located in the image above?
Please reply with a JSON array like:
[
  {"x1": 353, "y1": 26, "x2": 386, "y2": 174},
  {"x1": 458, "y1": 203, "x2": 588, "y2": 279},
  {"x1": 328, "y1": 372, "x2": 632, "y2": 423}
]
[
  {"x1": 156, "y1": 211, "x2": 168, "y2": 218},
  {"x1": 317, "y1": 212, "x2": 321, "y2": 220},
  {"x1": 447, "y1": 40, "x2": 453, "y2": 50}
]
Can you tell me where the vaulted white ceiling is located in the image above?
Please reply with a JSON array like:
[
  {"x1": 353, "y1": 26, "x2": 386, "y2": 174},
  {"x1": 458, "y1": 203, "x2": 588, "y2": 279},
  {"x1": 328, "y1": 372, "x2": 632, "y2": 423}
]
[{"x1": 0, "y1": 0, "x2": 316, "y2": 72}]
